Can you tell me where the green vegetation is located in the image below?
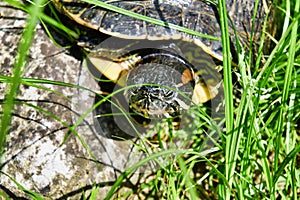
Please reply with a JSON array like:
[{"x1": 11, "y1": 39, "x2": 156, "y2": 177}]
[{"x1": 0, "y1": 0, "x2": 299, "y2": 199}]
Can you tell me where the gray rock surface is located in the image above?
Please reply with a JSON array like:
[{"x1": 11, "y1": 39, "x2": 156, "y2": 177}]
[{"x1": 0, "y1": 2, "x2": 149, "y2": 199}]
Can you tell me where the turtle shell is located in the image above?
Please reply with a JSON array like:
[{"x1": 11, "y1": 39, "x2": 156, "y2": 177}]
[
  {"x1": 52, "y1": 0, "x2": 269, "y2": 61},
  {"x1": 51, "y1": 0, "x2": 270, "y2": 137}
]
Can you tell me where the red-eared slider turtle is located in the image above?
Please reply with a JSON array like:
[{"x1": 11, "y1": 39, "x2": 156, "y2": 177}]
[{"x1": 51, "y1": 0, "x2": 272, "y2": 137}]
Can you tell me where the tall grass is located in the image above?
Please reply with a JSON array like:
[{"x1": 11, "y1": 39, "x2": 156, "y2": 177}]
[{"x1": 0, "y1": 0, "x2": 299, "y2": 199}]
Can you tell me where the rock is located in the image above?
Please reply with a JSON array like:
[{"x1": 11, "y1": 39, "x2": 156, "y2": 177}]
[{"x1": 0, "y1": 2, "x2": 151, "y2": 199}]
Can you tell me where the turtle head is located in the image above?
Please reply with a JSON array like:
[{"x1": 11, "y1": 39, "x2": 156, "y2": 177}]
[
  {"x1": 124, "y1": 62, "x2": 194, "y2": 119},
  {"x1": 128, "y1": 85, "x2": 182, "y2": 118}
]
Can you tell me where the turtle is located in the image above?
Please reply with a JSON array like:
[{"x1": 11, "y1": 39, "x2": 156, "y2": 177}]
[{"x1": 51, "y1": 0, "x2": 273, "y2": 137}]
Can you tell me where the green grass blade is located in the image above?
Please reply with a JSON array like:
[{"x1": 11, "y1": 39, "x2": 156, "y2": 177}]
[
  {"x1": 0, "y1": 171, "x2": 45, "y2": 200},
  {"x1": 274, "y1": 0, "x2": 299, "y2": 172},
  {"x1": 217, "y1": 0, "x2": 234, "y2": 198},
  {"x1": 273, "y1": 143, "x2": 300, "y2": 184},
  {"x1": 177, "y1": 157, "x2": 199, "y2": 199},
  {"x1": 89, "y1": 184, "x2": 100, "y2": 200}
]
